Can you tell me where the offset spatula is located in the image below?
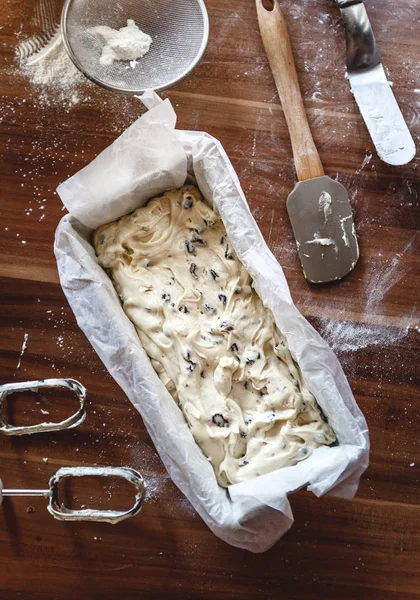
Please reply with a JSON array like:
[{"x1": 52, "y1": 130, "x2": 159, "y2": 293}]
[
  {"x1": 335, "y1": 0, "x2": 416, "y2": 166},
  {"x1": 256, "y1": 0, "x2": 359, "y2": 284}
]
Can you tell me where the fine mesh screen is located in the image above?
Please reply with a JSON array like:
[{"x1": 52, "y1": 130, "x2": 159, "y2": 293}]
[{"x1": 62, "y1": 0, "x2": 209, "y2": 93}]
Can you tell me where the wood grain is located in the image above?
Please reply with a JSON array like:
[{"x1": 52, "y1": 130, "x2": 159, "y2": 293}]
[{"x1": 0, "y1": 0, "x2": 419, "y2": 598}]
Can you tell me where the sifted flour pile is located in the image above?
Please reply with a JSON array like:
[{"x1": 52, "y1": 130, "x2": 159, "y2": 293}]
[
  {"x1": 90, "y1": 19, "x2": 152, "y2": 66},
  {"x1": 19, "y1": 31, "x2": 89, "y2": 107}
]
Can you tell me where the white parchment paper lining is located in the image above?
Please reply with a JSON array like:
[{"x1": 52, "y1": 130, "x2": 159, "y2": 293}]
[{"x1": 54, "y1": 92, "x2": 369, "y2": 553}]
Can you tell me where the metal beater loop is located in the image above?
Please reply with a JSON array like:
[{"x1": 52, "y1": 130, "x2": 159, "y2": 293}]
[
  {"x1": 0, "y1": 378, "x2": 86, "y2": 436},
  {"x1": 0, "y1": 466, "x2": 145, "y2": 523}
]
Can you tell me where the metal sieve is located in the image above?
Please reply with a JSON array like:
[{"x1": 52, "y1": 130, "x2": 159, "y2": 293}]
[{"x1": 61, "y1": 0, "x2": 209, "y2": 94}]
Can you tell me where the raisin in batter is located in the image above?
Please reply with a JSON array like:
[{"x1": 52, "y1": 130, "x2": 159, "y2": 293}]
[{"x1": 94, "y1": 186, "x2": 336, "y2": 487}]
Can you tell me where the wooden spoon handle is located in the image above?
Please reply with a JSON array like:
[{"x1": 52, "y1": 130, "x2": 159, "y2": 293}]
[{"x1": 256, "y1": 0, "x2": 324, "y2": 181}]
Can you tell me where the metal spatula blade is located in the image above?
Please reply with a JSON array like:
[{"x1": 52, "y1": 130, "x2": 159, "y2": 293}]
[
  {"x1": 336, "y1": 0, "x2": 416, "y2": 166},
  {"x1": 287, "y1": 176, "x2": 359, "y2": 283}
]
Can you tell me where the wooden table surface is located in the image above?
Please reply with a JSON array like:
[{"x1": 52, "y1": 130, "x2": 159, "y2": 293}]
[{"x1": 1, "y1": 0, "x2": 419, "y2": 598}]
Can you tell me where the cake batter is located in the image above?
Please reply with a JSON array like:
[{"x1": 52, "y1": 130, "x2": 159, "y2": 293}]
[{"x1": 94, "y1": 186, "x2": 336, "y2": 487}]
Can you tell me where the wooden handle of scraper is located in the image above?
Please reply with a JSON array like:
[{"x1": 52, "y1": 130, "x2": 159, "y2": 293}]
[{"x1": 256, "y1": 0, "x2": 324, "y2": 181}]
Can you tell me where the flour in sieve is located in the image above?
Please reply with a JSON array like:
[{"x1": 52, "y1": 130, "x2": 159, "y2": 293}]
[{"x1": 89, "y1": 19, "x2": 152, "y2": 66}]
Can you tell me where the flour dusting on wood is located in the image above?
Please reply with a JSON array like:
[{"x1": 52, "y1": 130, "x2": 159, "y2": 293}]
[
  {"x1": 318, "y1": 318, "x2": 410, "y2": 354},
  {"x1": 18, "y1": 33, "x2": 90, "y2": 107},
  {"x1": 16, "y1": 332, "x2": 29, "y2": 369}
]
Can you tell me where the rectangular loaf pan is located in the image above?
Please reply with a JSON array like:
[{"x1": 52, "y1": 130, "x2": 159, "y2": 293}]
[{"x1": 54, "y1": 92, "x2": 369, "y2": 553}]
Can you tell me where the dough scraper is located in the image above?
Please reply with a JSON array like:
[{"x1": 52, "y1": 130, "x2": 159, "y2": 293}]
[{"x1": 256, "y1": 0, "x2": 359, "y2": 284}]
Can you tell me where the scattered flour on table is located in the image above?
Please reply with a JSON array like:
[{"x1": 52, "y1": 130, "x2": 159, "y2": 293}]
[
  {"x1": 318, "y1": 234, "x2": 419, "y2": 354},
  {"x1": 356, "y1": 151, "x2": 373, "y2": 174},
  {"x1": 318, "y1": 318, "x2": 409, "y2": 354},
  {"x1": 144, "y1": 474, "x2": 170, "y2": 503},
  {"x1": 18, "y1": 32, "x2": 90, "y2": 107},
  {"x1": 364, "y1": 237, "x2": 416, "y2": 307},
  {"x1": 16, "y1": 332, "x2": 29, "y2": 369}
]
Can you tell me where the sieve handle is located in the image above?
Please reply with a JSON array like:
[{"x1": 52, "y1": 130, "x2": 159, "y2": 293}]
[{"x1": 255, "y1": 0, "x2": 324, "y2": 182}]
